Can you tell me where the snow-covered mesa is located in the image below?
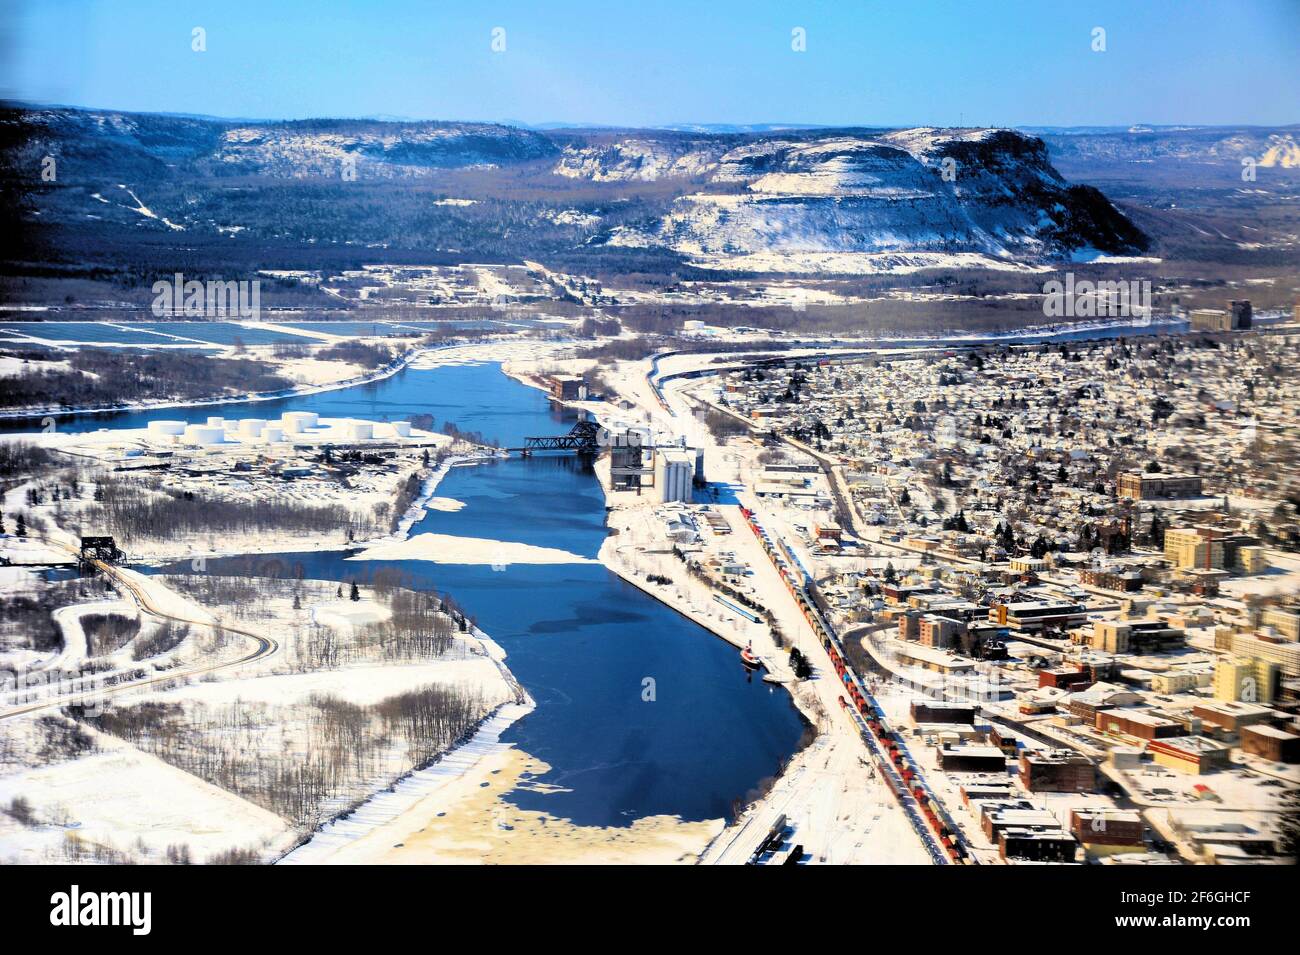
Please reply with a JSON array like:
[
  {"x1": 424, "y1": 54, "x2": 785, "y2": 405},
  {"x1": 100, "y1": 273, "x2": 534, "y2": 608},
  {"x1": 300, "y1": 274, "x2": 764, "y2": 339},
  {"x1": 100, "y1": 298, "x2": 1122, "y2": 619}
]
[{"x1": 581, "y1": 128, "x2": 1147, "y2": 274}]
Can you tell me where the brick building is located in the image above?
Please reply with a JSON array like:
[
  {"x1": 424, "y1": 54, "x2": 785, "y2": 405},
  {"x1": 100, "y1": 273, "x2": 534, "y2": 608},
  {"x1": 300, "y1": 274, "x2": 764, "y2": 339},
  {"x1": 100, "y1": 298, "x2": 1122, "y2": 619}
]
[{"x1": 1020, "y1": 750, "x2": 1098, "y2": 793}]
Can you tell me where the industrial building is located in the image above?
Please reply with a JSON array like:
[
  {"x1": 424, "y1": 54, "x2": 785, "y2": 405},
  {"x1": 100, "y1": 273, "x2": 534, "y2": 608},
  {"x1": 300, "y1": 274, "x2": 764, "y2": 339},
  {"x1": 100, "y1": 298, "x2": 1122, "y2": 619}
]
[
  {"x1": 997, "y1": 828, "x2": 1078, "y2": 863},
  {"x1": 655, "y1": 448, "x2": 696, "y2": 504},
  {"x1": 1188, "y1": 301, "x2": 1251, "y2": 332},
  {"x1": 1147, "y1": 736, "x2": 1233, "y2": 775},
  {"x1": 549, "y1": 375, "x2": 585, "y2": 401},
  {"x1": 910, "y1": 701, "x2": 977, "y2": 725},
  {"x1": 1096, "y1": 708, "x2": 1185, "y2": 741}
]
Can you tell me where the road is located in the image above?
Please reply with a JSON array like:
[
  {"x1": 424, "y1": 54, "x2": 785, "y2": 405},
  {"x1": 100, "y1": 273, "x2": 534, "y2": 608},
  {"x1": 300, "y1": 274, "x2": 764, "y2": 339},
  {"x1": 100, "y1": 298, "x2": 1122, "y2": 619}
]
[{"x1": 0, "y1": 537, "x2": 279, "y2": 721}]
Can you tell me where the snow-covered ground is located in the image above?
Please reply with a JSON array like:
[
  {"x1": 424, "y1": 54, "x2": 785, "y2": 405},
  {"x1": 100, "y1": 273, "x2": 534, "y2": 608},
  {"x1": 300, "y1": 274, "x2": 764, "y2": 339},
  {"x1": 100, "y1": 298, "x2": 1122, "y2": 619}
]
[
  {"x1": 353, "y1": 532, "x2": 597, "y2": 566},
  {"x1": 0, "y1": 557, "x2": 525, "y2": 864}
]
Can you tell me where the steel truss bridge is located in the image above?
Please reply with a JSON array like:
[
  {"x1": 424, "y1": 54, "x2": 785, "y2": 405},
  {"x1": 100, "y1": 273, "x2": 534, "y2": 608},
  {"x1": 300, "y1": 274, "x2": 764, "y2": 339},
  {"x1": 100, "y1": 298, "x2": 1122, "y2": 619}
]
[{"x1": 512, "y1": 419, "x2": 602, "y2": 455}]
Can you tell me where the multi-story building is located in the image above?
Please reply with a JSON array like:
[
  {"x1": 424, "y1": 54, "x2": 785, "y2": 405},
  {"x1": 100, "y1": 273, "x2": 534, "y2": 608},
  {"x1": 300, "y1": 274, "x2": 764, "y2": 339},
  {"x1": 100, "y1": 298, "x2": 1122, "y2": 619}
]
[
  {"x1": 1069, "y1": 809, "x2": 1145, "y2": 853},
  {"x1": 1260, "y1": 606, "x2": 1300, "y2": 641},
  {"x1": 1089, "y1": 618, "x2": 1185, "y2": 653},
  {"x1": 1217, "y1": 629, "x2": 1300, "y2": 678},
  {"x1": 1188, "y1": 303, "x2": 1250, "y2": 332},
  {"x1": 1213, "y1": 656, "x2": 1280, "y2": 704},
  {"x1": 990, "y1": 600, "x2": 1088, "y2": 632},
  {"x1": 937, "y1": 744, "x2": 1007, "y2": 773},
  {"x1": 1191, "y1": 700, "x2": 1275, "y2": 733},
  {"x1": 1165, "y1": 526, "x2": 1259, "y2": 571},
  {"x1": 1151, "y1": 669, "x2": 1211, "y2": 693},
  {"x1": 1096, "y1": 708, "x2": 1186, "y2": 740},
  {"x1": 1189, "y1": 308, "x2": 1234, "y2": 332},
  {"x1": 1020, "y1": 750, "x2": 1098, "y2": 792},
  {"x1": 1238, "y1": 546, "x2": 1268, "y2": 574},
  {"x1": 1116, "y1": 471, "x2": 1203, "y2": 500},
  {"x1": 1231, "y1": 299, "x2": 1253, "y2": 329},
  {"x1": 548, "y1": 375, "x2": 584, "y2": 400},
  {"x1": 910, "y1": 701, "x2": 977, "y2": 724},
  {"x1": 1165, "y1": 527, "x2": 1224, "y2": 570},
  {"x1": 919, "y1": 614, "x2": 966, "y2": 649},
  {"x1": 998, "y1": 829, "x2": 1078, "y2": 863},
  {"x1": 1079, "y1": 567, "x2": 1145, "y2": 592},
  {"x1": 897, "y1": 609, "x2": 923, "y2": 641}
]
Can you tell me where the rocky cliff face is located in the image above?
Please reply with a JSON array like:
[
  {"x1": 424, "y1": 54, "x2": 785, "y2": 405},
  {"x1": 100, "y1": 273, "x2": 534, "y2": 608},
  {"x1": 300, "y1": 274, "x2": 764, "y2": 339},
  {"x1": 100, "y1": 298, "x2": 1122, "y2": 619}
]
[{"x1": 582, "y1": 128, "x2": 1148, "y2": 272}]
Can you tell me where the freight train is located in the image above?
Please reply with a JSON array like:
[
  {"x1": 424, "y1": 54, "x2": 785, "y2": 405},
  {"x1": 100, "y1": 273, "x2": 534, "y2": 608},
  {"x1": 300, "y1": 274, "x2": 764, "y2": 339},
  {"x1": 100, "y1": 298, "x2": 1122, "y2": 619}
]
[{"x1": 740, "y1": 506, "x2": 973, "y2": 865}]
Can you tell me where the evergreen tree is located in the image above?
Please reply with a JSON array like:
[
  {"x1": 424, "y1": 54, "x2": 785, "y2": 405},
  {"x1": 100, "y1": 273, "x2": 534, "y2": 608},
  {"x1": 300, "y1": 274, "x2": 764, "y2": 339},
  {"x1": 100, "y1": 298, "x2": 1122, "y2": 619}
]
[{"x1": 789, "y1": 647, "x2": 813, "y2": 680}]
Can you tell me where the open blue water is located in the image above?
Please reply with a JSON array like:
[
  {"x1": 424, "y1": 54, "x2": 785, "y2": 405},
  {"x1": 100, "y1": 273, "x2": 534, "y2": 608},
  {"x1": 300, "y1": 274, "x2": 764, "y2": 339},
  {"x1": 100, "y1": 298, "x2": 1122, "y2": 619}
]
[{"x1": 25, "y1": 361, "x2": 806, "y2": 827}]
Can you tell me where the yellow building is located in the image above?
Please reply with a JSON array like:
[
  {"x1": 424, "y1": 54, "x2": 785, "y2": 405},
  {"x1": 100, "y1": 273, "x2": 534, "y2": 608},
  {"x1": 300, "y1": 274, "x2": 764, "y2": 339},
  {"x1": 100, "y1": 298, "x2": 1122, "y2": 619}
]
[
  {"x1": 1164, "y1": 528, "x2": 1224, "y2": 570},
  {"x1": 1260, "y1": 607, "x2": 1300, "y2": 641},
  {"x1": 1188, "y1": 308, "x2": 1233, "y2": 332},
  {"x1": 1238, "y1": 546, "x2": 1268, "y2": 575},
  {"x1": 1213, "y1": 656, "x2": 1278, "y2": 704},
  {"x1": 1090, "y1": 618, "x2": 1185, "y2": 654}
]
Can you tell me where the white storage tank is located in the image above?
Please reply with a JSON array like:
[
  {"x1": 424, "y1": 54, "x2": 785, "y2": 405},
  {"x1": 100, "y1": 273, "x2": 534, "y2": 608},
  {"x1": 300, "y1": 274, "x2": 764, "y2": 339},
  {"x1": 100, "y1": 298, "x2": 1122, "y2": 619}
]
[
  {"x1": 281, "y1": 411, "x2": 319, "y2": 433},
  {"x1": 147, "y1": 420, "x2": 187, "y2": 438},
  {"x1": 264, "y1": 426, "x2": 285, "y2": 443},
  {"x1": 206, "y1": 416, "x2": 225, "y2": 428},
  {"x1": 184, "y1": 424, "x2": 226, "y2": 446},
  {"x1": 347, "y1": 420, "x2": 374, "y2": 441},
  {"x1": 238, "y1": 418, "x2": 266, "y2": 438},
  {"x1": 391, "y1": 420, "x2": 412, "y2": 438}
]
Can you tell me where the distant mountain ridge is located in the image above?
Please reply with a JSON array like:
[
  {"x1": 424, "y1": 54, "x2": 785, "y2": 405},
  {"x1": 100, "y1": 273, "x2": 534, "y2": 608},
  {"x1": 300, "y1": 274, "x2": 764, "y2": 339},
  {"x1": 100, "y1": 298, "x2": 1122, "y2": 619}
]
[{"x1": 22, "y1": 104, "x2": 1300, "y2": 275}]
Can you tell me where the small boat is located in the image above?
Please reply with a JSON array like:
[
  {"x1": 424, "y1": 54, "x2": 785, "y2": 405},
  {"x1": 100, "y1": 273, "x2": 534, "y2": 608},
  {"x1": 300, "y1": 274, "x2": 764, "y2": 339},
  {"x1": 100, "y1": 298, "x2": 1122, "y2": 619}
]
[{"x1": 740, "y1": 642, "x2": 763, "y2": 669}]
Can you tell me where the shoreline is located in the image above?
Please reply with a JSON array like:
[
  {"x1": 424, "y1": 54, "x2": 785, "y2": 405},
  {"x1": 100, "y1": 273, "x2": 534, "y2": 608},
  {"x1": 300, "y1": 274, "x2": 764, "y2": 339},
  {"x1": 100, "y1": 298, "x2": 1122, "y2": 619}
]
[
  {"x1": 276, "y1": 623, "x2": 536, "y2": 865},
  {"x1": 0, "y1": 350, "x2": 419, "y2": 423},
  {"x1": 504, "y1": 363, "x2": 830, "y2": 863}
]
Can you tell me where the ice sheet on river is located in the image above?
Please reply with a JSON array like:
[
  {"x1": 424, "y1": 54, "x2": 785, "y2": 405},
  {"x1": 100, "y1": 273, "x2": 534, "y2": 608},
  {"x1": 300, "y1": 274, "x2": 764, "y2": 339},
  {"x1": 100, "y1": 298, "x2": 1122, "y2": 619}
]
[{"x1": 350, "y1": 532, "x2": 597, "y2": 566}]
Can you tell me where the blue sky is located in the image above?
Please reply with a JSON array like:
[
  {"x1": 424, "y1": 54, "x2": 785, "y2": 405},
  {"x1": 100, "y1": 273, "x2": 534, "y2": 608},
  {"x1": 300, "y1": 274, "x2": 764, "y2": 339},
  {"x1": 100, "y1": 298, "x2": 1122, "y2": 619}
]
[{"x1": 2, "y1": 0, "x2": 1297, "y2": 126}]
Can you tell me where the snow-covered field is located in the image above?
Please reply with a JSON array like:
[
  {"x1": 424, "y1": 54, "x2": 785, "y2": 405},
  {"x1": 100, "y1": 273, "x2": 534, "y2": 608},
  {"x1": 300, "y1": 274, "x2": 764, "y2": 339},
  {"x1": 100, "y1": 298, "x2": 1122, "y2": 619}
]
[{"x1": 0, "y1": 563, "x2": 523, "y2": 864}]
